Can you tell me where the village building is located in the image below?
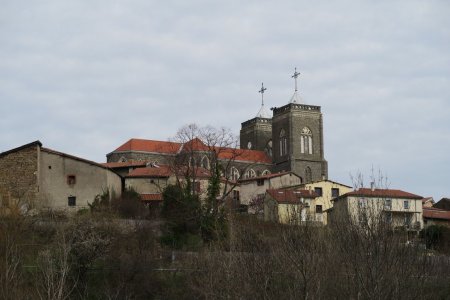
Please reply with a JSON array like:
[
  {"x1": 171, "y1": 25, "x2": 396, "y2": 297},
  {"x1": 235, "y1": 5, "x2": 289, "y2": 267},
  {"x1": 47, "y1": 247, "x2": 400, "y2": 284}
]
[
  {"x1": 423, "y1": 207, "x2": 450, "y2": 227},
  {"x1": 329, "y1": 188, "x2": 424, "y2": 231},
  {"x1": 0, "y1": 141, "x2": 122, "y2": 213},
  {"x1": 264, "y1": 189, "x2": 318, "y2": 224}
]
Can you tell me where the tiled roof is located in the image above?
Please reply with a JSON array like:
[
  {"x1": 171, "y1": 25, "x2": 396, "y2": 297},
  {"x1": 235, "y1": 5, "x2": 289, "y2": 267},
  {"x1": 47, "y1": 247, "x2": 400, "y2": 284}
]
[
  {"x1": 267, "y1": 189, "x2": 317, "y2": 204},
  {"x1": 126, "y1": 165, "x2": 172, "y2": 178},
  {"x1": 140, "y1": 193, "x2": 163, "y2": 202},
  {"x1": 343, "y1": 188, "x2": 422, "y2": 199},
  {"x1": 102, "y1": 161, "x2": 147, "y2": 168},
  {"x1": 111, "y1": 138, "x2": 272, "y2": 164},
  {"x1": 218, "y1": 148, "x2": 272, "y2": 164},
  {"x1": 113, "y1": 138, "x2": 181, "y2": 154},
  {"x1": 423, "y1": 208, "x2": 450, "y2": 221}
]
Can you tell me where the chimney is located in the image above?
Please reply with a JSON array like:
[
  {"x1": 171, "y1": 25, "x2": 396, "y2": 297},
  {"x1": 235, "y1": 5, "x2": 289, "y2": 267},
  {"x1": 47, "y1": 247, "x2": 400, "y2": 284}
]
[{"x1": 370, "y1": 182, "x2": 375, "y2": 191}]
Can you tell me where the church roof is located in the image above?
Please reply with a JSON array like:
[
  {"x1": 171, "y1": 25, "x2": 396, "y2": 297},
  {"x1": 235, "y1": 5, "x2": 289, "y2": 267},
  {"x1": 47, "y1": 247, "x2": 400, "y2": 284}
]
[
  {"x1": 289, "y1": 91, "x2": 303, "y2": 104},
  {"x1": 111, "y1": 138, "x2": 271, "y2": 164},
  {"x1": 113, "y1": 138, "x2": 181, "y2": 154},
  {"x1": 255, "y1": 104, "x2": 271, "y2": 118}
]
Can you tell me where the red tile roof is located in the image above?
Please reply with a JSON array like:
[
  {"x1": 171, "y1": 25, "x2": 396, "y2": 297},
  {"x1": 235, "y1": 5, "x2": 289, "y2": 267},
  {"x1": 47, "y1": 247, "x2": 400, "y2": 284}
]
[
  {"x1": 423, "y1": 208, "x2": 450, "y2": 221},
  {"x1": 102, "y1": 161, "x2": 147, "y2": 168},
  {"x1": 267, "y1": 189, "x2": 317, "y2": 204},
  {"x1": 140, "y1": 193, "x2": 163, "y2": 202},
  {"x1": 111, "y1": 138, "x2": 272, "y2": 164},
  {"x1": 343, "y1": 188, "x2": 422, "y2": 199},
  {"x1": 126, "y1": 165, "x2": 172, "y2": 178},
  {"x1": 114, "y1": 138, "x2": 181, "y2": 154},
  {"x1": 218, "y1": 148, "x2": 272, "y2": 164}
]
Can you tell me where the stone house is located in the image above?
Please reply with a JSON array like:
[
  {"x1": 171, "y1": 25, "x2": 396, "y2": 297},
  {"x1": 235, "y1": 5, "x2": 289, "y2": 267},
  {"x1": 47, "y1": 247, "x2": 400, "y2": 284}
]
[
  {"x1": 0, "y1": 141, "x2": 122, "y2": 213},
  {"x1": 329, "y1": 188, "x2": 424, "y2": 231},
  {"x1": 239, "y1": 171, "x2": 303, "y2": 210},
  {"x1": 264, "y1": 189, "x2": 318, "y2": 224}
]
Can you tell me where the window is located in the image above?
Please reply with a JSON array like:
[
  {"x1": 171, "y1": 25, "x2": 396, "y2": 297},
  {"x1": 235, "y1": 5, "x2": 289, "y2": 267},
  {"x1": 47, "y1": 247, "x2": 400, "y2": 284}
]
[
  {"x1": 385, "y1": 213, "x2": 392, "y2": 223},
  {"x1": 68, "y1": 196, "x2": 76, "y2": 206},
  {"x1": 403, "y1": 200, "x2": 409, "y2": 210},
  {"x1": 193, "y1": 181, "x2": 201, "y2": 193},
  {"x1": 331, "y1": 188, "x2": 339, "y2": 198},
  {"x1": 314, "y1": 187, "x2": 323, "y2": 197},
  {"x1": 200, "y1": 156, "x2": 210, "y2": 169},
  {"x1": 279, "y1": 129, "x2": 288, "y2": 156},
  {"x1": 261, "y1": 169, "x2": 271, "y2": 176},
  {"x1": 230, "y1": 167, "x2": 240, "y2": 181},
  {"x1": 305, "y1": 167, "x2": 312, "y2": 183},
  {"x1": 300, "y1": 127, "x2": 313, "y2": 155},
  {"x1": 233, "y1": 190, "x2": 240, "y2": 202},
  {"x1": 316, "y1": 205, "x2": 323, "y2": 214},
  {"x1": 404, "y1": 214, "x2": 412, "y2": 226},
  {"x1": 265, "y1": 140, "x2": 273, "y2": 157},
  {"x1": 245, "y1": 169, "x2": 256, "y2": 179},
  {"x1": 67, "y1": 175, "x2": 76, "y2": 185},
  {"x1": 257, "y1": 179, "x2": 265, "y2": 186},
  {"x1": 358, "y1": 197, "x2": 367, "y2": 208},
  {"x1": 385, "y1": 199, "x2": 392, "y2": 210}
]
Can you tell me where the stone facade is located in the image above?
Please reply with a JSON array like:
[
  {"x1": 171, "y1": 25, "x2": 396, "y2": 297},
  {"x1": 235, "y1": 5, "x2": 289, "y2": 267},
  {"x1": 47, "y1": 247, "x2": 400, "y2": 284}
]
[
  {"x1": 240, "y1": 117, "x2": 272, "y2": 154},
  {"x1": 0, "y1": 142, "x2": 40, "y2": 211},
  {"x1": 240, "y1": 102, "x2": 328, "y2": 183}
]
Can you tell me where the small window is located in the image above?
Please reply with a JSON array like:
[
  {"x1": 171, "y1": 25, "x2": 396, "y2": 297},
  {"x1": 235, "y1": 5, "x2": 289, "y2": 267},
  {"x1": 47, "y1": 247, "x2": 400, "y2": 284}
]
[
  {"x1": 257, "y1": 179, "x2": 264, "y2": 186},
  {"x1": 233, "y1": 190, "x2": 240, "y2": 201},
  {"x1": 48, "y1": 165, "x2": 52, "y2": 169},
  {"x1": 67, "y1": 175, "x2": 76, "y2": 185},
  {"x1": 404, "y1": 200, "x2": 409, "y2": 209},
  {"x1": 316, "y1": 205, "x2": 323, "y2": 214},
  {"x1": 68, "y1": 196, "x2": 76, "y2": 206},
  {"x1": 359, "y1": 197, "x2": 367, "y2": 208},
  {"x1": 193, "y1": 181, "x2": 201, "y2": 193},
  {"x1": 314, "y1": 187, "x2": 323, "y2": 197},
  {"x1": 331, "y1": 188, "x2": 339, "y2": 198},
  {"x1": 385, "y1": 199, "x2": 392, "y2": 210}
]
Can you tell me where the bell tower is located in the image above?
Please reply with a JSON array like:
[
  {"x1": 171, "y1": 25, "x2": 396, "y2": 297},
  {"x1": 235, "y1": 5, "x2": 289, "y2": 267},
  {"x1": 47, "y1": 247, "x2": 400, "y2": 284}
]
[
  {"x1": 240, "y1": 83, "x2": 273, "y2": 156},
  {"x1": 271, "y1": 68, "x2": 328, "y2": 182}
]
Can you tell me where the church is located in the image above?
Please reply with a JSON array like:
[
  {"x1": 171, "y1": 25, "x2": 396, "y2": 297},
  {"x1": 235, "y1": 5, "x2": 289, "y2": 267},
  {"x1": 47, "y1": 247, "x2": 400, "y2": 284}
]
[{"x1": 107, "y1": 68, "x2": 328, "y2": 184}]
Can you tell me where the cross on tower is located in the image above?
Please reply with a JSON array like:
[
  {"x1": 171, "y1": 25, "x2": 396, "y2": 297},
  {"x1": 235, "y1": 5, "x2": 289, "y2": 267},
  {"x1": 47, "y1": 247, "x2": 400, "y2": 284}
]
[
  {"x1": 258, "y1": 82, "x2": 267, "y2": 106},
  {"x1": 292, "y1": 67, "x2": 301, "y2": 92}
]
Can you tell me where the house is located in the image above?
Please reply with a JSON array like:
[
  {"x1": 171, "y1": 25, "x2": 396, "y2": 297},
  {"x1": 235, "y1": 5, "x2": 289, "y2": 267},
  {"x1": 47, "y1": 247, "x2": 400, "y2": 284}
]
[
  {"x1": 329, "y1": 188, "x2": 424, "y2": 231},
  {"x1": 0, "y1": 141, "x2": 122, "y2": 213},
  {"x1": 294, "y1": 179, "x2": 353, "y2": 225},
  {"x1": 264, "y1": 189, "x2": 318, "y2": 224},
  {"x1": 239, "y1": 171, "x2": 303, "y2": 211},
  {"x1": 422, "y1": 197, "x2": 435, "y2": 208},
  {"x1": 423, "y1": 207, "x2": 450, "y2": 227}
]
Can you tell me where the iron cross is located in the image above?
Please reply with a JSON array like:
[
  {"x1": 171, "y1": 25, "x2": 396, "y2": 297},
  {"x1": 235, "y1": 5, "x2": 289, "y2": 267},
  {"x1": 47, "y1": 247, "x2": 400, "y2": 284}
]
[
  {"x1": 292, "y1": 67, "x2": 301, "y2": 92},
  {"x1": 259, "y1": 82, "x2": 267, "y2": 106}
]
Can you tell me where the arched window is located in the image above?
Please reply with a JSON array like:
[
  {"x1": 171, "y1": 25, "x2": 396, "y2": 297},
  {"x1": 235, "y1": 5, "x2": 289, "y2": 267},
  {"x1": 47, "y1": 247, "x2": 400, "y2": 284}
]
[
  {"x1": 200, "y1": 156, "x2": 210, "y2": 169},
  {"x1": 265, "y1": 140, "x2": 273, "y2": 157},
  {"x1": 261, "y1": 169, "x2": 271, "y2": 176},
  {"x1": 300, "y1": 127, "x2": 313, "y2": 155},
  {"x1": 119, "y1": 156, "x2": 127, "y2": 163},
  {"x1": 245, "y1": 168, "x2": 256, "y2": 179},
  {"x1": 305, "y1": 167, "x2": 312, "y2": 183},
  {"x1": 279, "y1": 129, "x2": 288, "y2": 156},
  {"x1": 229, "y1": 167, "x2": 240, "y2": 181}
]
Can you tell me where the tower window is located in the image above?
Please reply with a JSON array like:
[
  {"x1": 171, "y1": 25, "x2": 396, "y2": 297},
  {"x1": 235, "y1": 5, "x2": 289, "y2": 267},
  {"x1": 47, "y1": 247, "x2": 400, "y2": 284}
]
[
  {"x1": 279, "y1": 129, "x2": 288, "y2": 156},
  {"x1": 305, "y1": 167, "x2": 312, "y2": 183},
  {"x1": 300, "y1": 127, "x2": 313, "y2": 155}
]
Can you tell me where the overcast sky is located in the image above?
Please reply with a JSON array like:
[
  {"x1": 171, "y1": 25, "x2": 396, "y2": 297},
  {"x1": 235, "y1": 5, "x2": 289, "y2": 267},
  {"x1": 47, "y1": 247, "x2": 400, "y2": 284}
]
[{"x1": 1, "y1": 0, "x2": 449, "y2": 199}]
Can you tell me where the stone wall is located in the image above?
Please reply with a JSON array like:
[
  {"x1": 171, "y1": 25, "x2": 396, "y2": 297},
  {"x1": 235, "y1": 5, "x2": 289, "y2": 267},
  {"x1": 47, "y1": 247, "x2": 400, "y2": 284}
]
[{"x1": 0, "y1": 144, "x2": 39, "y2": 210}]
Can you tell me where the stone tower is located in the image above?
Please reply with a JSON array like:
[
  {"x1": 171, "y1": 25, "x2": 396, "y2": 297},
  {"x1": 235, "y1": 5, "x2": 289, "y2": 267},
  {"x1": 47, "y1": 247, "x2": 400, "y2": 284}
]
[
  {"x1": 271, "y1": 69, "x2": 328, "y2": 182},
  {"x1": 240, "y1": 83, "x2": 273, "y2": 156}
]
